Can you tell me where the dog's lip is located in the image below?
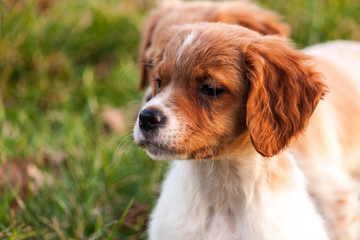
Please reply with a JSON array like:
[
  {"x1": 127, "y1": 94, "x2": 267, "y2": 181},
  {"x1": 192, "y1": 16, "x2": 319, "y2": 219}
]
[
  {"x1": 140, "y1": 141, "x2": 180, "y2": 160},
  {"x1": 137, "y1": 140, "x2": 175, "y2": 153}
]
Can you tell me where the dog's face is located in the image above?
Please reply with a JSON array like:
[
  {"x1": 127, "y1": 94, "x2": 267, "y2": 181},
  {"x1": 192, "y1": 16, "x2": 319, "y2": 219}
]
[{"x1": 134, "y1": 23, "x2": 326, "y2": 160}]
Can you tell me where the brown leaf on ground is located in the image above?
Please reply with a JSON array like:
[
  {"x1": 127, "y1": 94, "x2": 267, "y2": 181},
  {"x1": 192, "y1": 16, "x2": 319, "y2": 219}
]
[
  {"x1": 0, "y1": 160, "x2": 29, "y2": 198},
  {"x1": 102, "y1": 107, "x2": 126, "y2": 134},
  {"x1": 0, "y1": 160, "x2": 54, "y2": 199}
]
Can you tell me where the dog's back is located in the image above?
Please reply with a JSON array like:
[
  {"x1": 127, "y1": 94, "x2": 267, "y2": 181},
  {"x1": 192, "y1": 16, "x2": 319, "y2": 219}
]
[
  {"x1": 292, "y1": 41, "x2": 360, "y2": 239},
  {"x1": 295, "y1": 41, "x2": 360, "y2": 177}
]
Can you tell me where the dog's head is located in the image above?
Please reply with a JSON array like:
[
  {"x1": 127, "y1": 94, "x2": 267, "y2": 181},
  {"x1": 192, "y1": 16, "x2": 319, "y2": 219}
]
[
  {"x1": 139, "y1": 1, "x2": 290, "y2": 90},
  {"x1": 133, "y1": 23, "x2": 326, "y2": 160}
]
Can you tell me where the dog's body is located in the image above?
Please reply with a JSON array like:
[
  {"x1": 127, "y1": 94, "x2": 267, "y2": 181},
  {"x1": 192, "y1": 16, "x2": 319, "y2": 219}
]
[
  {"x1": 134, "y1": 2, "x2": 360, "y2": 240},
  {"x1": 292, "y1": 41, "x2": 360, "y2": 239}
]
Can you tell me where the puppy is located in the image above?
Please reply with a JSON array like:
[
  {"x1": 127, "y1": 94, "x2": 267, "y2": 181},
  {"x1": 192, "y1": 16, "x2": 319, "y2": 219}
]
[
  {"x1": 134, "y1": 22, "x2": 331, "y2": 240},
  {"x1": 139, "y1": 0, "x2": 290, "y2": 90}
]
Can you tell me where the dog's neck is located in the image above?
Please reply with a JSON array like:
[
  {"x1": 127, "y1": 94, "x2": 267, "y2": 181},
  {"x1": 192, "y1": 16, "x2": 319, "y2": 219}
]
[
  {"x1": 190, "y1": 151, "x2": 261, "y2": 209},
  {"x1": 187, "y1": 145, "x2": 296, "y2": 211}
]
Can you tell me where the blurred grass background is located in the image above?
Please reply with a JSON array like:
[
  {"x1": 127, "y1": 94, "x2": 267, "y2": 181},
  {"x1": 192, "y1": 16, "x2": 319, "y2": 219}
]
[{"x1": 0, "y1": 0, "x2": 359, "y2": 239}]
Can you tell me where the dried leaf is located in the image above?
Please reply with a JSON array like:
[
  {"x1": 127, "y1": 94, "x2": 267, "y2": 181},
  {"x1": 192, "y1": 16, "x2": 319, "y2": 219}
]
[
  {"x1": 102, "y1": 107, "x2": 126, "y2": 134},
  {"x1": 0, "y1": 160, "x2": 54, "y2": 199},
  {"x1": 0, "y1": 160, "x2": 29, "y2": 197}
]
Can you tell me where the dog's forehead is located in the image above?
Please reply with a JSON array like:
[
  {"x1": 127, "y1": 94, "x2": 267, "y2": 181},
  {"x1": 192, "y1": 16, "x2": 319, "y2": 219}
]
[
  {"x1": 168, "y1": 29, "x2": 222, "y2": 63},
  {"x1": 167, "y1": 24, "x2": 258, "y2": 53},
  {"x1": 160, "y1": 28, "x2": 239, "y2": 79},
  {"x1": 156, "y1": 27, "x2": 252, "y2": 93},
  {"x1": 175, "y1": 31, "x2": 198, "y2": 61}
]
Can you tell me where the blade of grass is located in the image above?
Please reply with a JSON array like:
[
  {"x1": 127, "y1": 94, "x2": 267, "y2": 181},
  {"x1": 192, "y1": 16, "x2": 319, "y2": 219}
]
[{"x1": 107, "y1": 198, "x2": 134, "y2": 240}]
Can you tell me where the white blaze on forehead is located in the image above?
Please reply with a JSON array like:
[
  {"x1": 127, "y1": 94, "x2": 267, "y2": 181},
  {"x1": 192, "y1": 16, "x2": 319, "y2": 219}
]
[{"x1": 177, "y1": 31, "x2": 197, "y2": 62}]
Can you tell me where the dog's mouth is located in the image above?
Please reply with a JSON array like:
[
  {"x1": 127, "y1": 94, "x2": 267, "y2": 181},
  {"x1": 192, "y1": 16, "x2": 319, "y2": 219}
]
[
  {"x1": 137, "y1": 140, "x2": 180, "y2": 160},
  {"x1": 137, "y1": 140, "x2": 223, "y2": 160}
]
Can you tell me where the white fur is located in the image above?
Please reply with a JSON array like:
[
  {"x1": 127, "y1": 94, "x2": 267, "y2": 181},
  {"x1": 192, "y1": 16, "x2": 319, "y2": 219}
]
[
  {"x1": 149, "y1": 151, "x2": 329, "y2": 240},
  {"x1": 177, "y1": 31, "x2": 197, "y2": 62},
  {"x1": 303, "y1": 40, "x2": 360, "y2": 84}
]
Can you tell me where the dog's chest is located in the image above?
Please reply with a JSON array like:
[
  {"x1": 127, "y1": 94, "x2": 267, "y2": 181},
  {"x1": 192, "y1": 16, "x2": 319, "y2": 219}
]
[
  {"x1": 149, "y1": 160, "x2": 329, "y2": 240},
  {"x1": 149, "y1": 161, "x2": 258, "y2": 240},
  {"x1": 203, "y1": 207, "x2": 239, "y2": 239}
]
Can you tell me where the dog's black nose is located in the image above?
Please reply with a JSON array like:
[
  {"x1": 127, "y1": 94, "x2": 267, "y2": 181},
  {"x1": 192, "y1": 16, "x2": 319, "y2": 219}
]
[{"x1": 139, "y1": 108, "x2": 165, "y2": 131}]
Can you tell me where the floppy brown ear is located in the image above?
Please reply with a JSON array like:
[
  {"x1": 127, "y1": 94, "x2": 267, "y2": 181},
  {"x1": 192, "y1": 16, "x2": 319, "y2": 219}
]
[
  {"x1": 241, "y1": 36, "x2": 327, "y2": 157},
  {"x1": 215, "y1": 3, "x2": 290, "y2": 37}
]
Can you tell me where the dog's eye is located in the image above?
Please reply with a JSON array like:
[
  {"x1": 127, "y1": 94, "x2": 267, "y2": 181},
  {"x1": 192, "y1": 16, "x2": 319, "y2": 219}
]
[
  {"x1": 201, "y1": 84, "x2": 224, "y2": 97},
  {"x1": 155, "y1": 76, "x2": 162, "y2": 90},
  {"x1": 146, "y1": 95, "x2": 152, "y2": 102}
]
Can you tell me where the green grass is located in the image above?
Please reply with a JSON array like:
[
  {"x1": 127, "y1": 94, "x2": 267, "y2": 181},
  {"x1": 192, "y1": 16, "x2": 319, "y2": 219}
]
[{"x1": 0, "y1": 0, "x2": 359, "y2": 239}]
